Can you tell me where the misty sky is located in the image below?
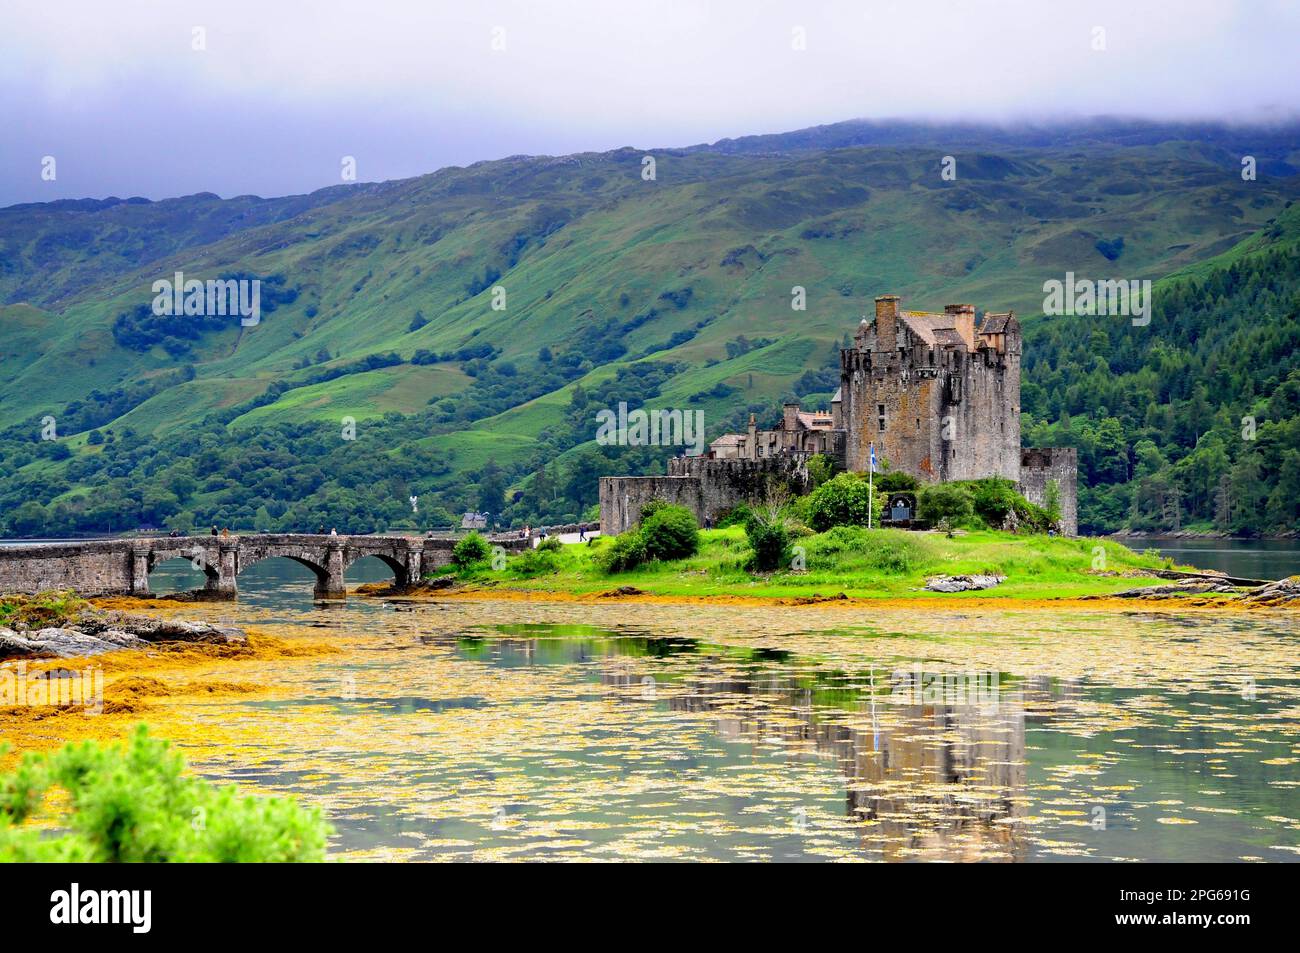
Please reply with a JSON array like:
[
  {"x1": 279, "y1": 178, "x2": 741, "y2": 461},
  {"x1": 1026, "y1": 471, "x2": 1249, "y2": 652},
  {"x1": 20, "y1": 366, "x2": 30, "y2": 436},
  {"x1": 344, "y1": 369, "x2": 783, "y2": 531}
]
[{"x1": 2, "y1": 0, "x2": 1297, "y2": 207}]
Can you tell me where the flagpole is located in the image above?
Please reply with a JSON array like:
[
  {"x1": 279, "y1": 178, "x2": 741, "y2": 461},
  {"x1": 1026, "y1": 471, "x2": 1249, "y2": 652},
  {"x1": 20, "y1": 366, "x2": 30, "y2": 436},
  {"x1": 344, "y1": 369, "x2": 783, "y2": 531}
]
[{"x1": 868, "y1": 442, "x2": 874, "y2": 530}]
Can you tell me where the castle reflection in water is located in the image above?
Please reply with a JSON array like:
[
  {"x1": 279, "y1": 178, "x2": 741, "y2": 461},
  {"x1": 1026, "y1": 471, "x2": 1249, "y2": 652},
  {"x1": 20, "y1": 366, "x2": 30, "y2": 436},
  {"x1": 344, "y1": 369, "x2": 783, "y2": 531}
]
[{"x1": 602, "y1": 658, "x2": 1080, "y2": 862}]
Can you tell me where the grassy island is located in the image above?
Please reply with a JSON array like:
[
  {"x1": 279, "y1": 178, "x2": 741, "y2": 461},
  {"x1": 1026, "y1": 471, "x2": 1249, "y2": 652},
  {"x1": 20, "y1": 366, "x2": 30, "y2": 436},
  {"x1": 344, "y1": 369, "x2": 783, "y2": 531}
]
[{"x1": 434, "y1": 525, "x2": 1186, "y2": 603}]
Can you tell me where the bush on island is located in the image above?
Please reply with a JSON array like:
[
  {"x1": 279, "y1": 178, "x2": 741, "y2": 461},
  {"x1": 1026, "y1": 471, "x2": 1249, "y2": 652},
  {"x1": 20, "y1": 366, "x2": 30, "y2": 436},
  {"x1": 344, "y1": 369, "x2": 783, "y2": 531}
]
[
  {"x1": 745, "y1": 513, "x2": 791, "y2": 572},
  {"x1": 967, "y1": 478, "x2": 1054, "y2": 533},
  {"x1": 807, "y1": 473, "x2": 884, "y2": 531},
  {"x1": 597, "y1": 530, "x2": 649, "y2": 573},
  {"x1": 805, "y1": 526, "x2": 930, "y2": 574},
  {"x1": 715, "y1": 503, "x2": 753, "y2": 529},
  {"x1": 451, "y1": 531, "x2": 492, "y2": 568},
  {"x1": 874, "y1": 470, "x2": 920, "y2": 492},
  {"x1": 510, "y1": 547, "x2": 561, "y2": 577},
  {"x1": 640, "y1": 504, "x2": 700, "y2": 561},
  {"x1": 638, "y1": 499, "x2": 668, "y2": 523},
  {"x1": 917, "y1": 483, "x2": 975, "y2": 526}
]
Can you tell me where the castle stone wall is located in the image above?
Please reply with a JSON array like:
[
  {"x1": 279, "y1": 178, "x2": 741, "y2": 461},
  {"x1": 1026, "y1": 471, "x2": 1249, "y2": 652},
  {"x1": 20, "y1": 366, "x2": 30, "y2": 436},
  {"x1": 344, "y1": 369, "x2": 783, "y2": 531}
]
[
  {"x1": 600, "y1": 456, "x2": 808, "y2": 535},
  {"x1": 599, "y1": 477, "x2": 704, "y2": 536},
  {"x1": 1018, "y1": 448, "x2": 1079, "y2": 536}
]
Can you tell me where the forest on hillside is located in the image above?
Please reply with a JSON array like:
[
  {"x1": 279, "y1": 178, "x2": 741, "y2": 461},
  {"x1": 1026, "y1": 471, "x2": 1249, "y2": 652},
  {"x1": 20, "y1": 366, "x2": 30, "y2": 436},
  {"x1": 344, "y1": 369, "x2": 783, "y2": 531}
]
[
  {"x1": 2, "y1": 236, "x2": 1296, "y2": 537},
  {"x1": 1021, "y1": 241, "x2": 1300, "y2": 534}
]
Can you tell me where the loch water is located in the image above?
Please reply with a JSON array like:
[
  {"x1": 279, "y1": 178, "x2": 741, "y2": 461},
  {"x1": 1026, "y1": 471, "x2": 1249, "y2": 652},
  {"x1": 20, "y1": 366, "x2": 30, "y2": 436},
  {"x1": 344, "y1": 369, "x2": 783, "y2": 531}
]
[{"x1": 91, "y1": 556, "x2": 1300, "y2": 862}]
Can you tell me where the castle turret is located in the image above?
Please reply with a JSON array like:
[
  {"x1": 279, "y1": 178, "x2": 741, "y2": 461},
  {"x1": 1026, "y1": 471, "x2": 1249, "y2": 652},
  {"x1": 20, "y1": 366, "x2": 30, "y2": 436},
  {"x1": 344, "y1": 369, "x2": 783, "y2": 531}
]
[
  {"x1": 874, "y1": 295, "x2": 900, "y2": 351},
  {"x1": 944, "y1": 304, "x2": 976, "y2": 350},
  {"x1": 782, "y1": 401, "x2": 799, "y2": 432}
]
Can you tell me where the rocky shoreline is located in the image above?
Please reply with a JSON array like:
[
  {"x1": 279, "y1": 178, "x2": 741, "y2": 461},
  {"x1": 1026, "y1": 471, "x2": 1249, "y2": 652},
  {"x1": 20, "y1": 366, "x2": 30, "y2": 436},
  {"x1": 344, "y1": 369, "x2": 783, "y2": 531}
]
[
  {"x1": 1109, "y1": 530, "x2": 1300, "y2": 540},
  {"x1": 1083, "y1": 575, "x2": 1300, "y2": 606},
  {"x1": 1, "y1": 606, "x2": 246, "y2": 660}
]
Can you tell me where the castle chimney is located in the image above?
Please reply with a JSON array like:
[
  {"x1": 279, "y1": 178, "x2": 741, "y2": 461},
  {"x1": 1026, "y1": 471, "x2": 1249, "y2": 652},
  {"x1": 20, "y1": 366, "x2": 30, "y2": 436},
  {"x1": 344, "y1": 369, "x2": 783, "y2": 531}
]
[
  {"x1": 747, "y1": 412, "x2": 757, "y2": 460},
  {"x1": 783, "y1": 401, "x2": 800, "y2": 433},
  {"x1": 874, "y1": 295, "x2": 900, "y2": 351},
  {"x1": 944, "y1": 304, "x2": 976, "y2": 350}
]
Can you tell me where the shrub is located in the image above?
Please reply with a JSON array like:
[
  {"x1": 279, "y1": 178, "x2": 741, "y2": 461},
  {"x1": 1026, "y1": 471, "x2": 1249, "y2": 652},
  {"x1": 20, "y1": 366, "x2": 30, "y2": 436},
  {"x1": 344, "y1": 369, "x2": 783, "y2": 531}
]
[
  {"x1": 967, "y1": 478, "x2": 1053, "y2": 533},
  {"x1": 536, "y1": 535, "x2": 562, "y2": 552},
  {"x1": 807, "y1": 473, "x2": 884, "y2": 531},
  {"x1": 805, "y1": 526, "x2": 931, "y2": 575},
  {"x1": 875, "y1": 470, "x2": 920, "y2": 492},
  {"x1": 0, "y1": 725, "x2": 330, "y2": 862},
  {"x1": 638, "y1": 499, "x2": 668, "y2": 523},
  {"x1": 451, "y1": 531, "x2": 491, "y2": 568},
  {"x1": 917, "y1": 483, "x2": 975, "y2": 526},
  {"x1": 1044, "y1": 480, "x2": 1062, "y2": 525},
  {"x1": 715, "y1": 503, "x2": 753, "y2": 529},
  {"x1": 970, "y1": 478, "x2": 1021, "y2": 528},
  {"x1": 640, "y1": 504, "x2": 699, "y2": 561},
  {"x1": 510, "y1": 547, "x2": 561, "y2": 577},
  {"x1": 597, "y1": 531, "x2": 648, "y2": 573},
  {"x1": 806, "y1": 454, "x2": 836, "y2": 489},
  {"x1": 745, "y1": 515, "x2": 791, "y2": 572}
]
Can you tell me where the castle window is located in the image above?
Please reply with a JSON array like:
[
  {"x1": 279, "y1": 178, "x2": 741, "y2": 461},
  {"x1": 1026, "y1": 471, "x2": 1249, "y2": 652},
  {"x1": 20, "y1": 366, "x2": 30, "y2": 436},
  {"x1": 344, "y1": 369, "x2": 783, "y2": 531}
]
[
  {"x1": 915, "y1": 418, "x2": 920, "y2": 432},
  {"x1": 877, "y1": 404, "x2": 886, "y2": 432}
]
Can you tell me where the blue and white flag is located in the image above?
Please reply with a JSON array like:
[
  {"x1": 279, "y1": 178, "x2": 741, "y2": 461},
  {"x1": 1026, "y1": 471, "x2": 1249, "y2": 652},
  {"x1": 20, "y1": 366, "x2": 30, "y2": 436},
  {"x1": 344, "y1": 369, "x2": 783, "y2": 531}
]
[{"x1": 869, "y1": 443, "x2": 876, "y2": 473}]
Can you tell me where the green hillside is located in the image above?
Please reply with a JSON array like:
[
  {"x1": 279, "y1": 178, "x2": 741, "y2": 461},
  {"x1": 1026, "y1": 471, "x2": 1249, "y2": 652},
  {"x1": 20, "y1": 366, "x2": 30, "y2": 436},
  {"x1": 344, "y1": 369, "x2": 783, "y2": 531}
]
[
  {"x1": 0, "y1": 121, "x2": 1298, "y2": 535},
  {"x1": 1023, "y1": 201, "x2": 1300, "y2": 534}
]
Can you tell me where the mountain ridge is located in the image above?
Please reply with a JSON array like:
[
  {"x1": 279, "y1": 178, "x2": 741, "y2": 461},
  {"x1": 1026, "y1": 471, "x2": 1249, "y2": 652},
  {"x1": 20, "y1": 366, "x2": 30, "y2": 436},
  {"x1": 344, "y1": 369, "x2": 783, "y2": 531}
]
[{"x1": 0, "y1": 118, "x2": 1297, "y2": 535}]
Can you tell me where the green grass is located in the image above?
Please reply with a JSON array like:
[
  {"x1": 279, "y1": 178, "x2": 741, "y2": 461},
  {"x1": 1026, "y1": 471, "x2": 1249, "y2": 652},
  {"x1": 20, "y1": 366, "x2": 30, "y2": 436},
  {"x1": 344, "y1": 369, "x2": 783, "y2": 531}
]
[
  {"x1": 230, "y1": 364, "x2": 470, "y2": 428},
  {"x1": 447, "y1": 527, "x2": 1180, "y2": 601}
]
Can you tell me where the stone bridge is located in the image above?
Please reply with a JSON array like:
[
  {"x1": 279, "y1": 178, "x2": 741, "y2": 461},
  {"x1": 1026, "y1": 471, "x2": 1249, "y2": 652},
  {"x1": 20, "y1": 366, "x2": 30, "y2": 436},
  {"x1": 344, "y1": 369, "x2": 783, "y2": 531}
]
[{"x1": 0, "y1": 533, "x2": 531, "y2": 600}]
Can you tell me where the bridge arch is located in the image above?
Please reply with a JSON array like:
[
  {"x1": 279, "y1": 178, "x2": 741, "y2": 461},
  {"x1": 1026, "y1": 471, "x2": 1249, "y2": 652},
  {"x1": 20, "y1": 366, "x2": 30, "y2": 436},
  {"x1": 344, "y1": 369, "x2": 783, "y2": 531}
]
[
  {"x1": 145, "y1": 553, "x2": 220, "y2": 596},
  {"x1": 235, "y1": 551, "x2": 335, "y2": 599},
  {"x1": 343, "y1": 552, "x2": 410, "y2": 590}
]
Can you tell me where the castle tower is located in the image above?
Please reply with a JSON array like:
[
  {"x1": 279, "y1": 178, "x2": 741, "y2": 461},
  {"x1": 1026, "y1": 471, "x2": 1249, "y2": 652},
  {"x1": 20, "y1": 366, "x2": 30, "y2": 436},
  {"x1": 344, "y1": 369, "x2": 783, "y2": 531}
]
[
  {"x1": 841, "y1": 295, "x2": 1020, "y2": 483},
  {"x1": 874, "y1": 294, "x2": 900, "y2": 351}
]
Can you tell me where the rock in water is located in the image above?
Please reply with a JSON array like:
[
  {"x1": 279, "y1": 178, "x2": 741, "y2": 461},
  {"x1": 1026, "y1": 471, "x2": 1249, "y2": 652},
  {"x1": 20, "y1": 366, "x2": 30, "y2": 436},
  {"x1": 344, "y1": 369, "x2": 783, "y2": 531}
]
[
  {"x1": 75, "y1": 610, "x2": 245, "y2": 644},
  {"x1": 0, "y1": 610, "x2": 247, "y2": 660},
  {"x1": 6, "y1": 627, "x2": 145, "y2": 658},
  {"x1": 1241, "y1": 576, "x2": 1300, "y2": 606},
  {"x1": 1095, "y1": 581, "x2": 1240, "y2": 600},
  {"x1": 924, "y1": 574, "x2": 1006, "y2": 593}
]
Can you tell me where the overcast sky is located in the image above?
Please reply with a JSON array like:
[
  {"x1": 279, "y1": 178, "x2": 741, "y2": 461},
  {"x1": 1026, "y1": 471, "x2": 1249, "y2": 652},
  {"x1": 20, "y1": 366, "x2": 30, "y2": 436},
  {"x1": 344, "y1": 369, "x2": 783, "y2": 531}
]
[{"x1": 2, "y1": 0, "x2": 1297, "y2": 207}]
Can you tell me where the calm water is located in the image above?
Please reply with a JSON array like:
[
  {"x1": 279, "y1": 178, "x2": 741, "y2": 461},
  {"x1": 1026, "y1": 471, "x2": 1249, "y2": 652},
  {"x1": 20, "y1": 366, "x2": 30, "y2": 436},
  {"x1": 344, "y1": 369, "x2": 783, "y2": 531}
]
[
  {"x1": 1134, "y1": 537, "x2": 1300, "y2": 581},
  {"x1": 103, "y1": 558, "x2": 1300, "y2": 862}
]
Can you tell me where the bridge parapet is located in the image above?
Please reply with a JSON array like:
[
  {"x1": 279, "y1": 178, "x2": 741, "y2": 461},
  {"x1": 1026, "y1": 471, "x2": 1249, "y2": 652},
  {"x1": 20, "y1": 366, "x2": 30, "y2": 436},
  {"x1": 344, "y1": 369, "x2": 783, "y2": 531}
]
[{"x1": 0, "y1": 533, "x2": 531, "y2": 601}]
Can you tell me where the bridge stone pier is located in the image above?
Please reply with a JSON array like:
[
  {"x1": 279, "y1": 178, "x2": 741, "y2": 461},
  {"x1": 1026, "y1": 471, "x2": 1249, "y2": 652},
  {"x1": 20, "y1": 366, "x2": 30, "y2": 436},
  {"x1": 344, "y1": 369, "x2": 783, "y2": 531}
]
[{"x1": 0, "y1": 533, "x2": 530, "y2": 601}]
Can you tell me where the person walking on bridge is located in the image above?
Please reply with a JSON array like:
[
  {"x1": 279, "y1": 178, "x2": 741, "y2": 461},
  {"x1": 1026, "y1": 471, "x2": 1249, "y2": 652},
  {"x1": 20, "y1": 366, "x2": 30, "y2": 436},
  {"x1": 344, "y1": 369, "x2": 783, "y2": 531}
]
[{"x1": 210, "y1": 525, "x2": 218, "y2": 536}]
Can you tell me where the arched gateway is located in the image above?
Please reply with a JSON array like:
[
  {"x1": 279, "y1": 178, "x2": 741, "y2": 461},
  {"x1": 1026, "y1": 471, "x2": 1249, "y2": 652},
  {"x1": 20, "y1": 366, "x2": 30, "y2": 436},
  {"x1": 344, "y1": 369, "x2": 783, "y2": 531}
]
[{"x1": 0, "y1": 534, "x2": 529, "y2": 600}]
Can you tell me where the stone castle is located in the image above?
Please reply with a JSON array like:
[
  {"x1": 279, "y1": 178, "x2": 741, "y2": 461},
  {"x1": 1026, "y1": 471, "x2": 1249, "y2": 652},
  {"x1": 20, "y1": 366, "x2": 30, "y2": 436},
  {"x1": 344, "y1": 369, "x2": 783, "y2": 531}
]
[{"x1": 600, "y1": 294, "x2": 1077, "y2": 535}]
